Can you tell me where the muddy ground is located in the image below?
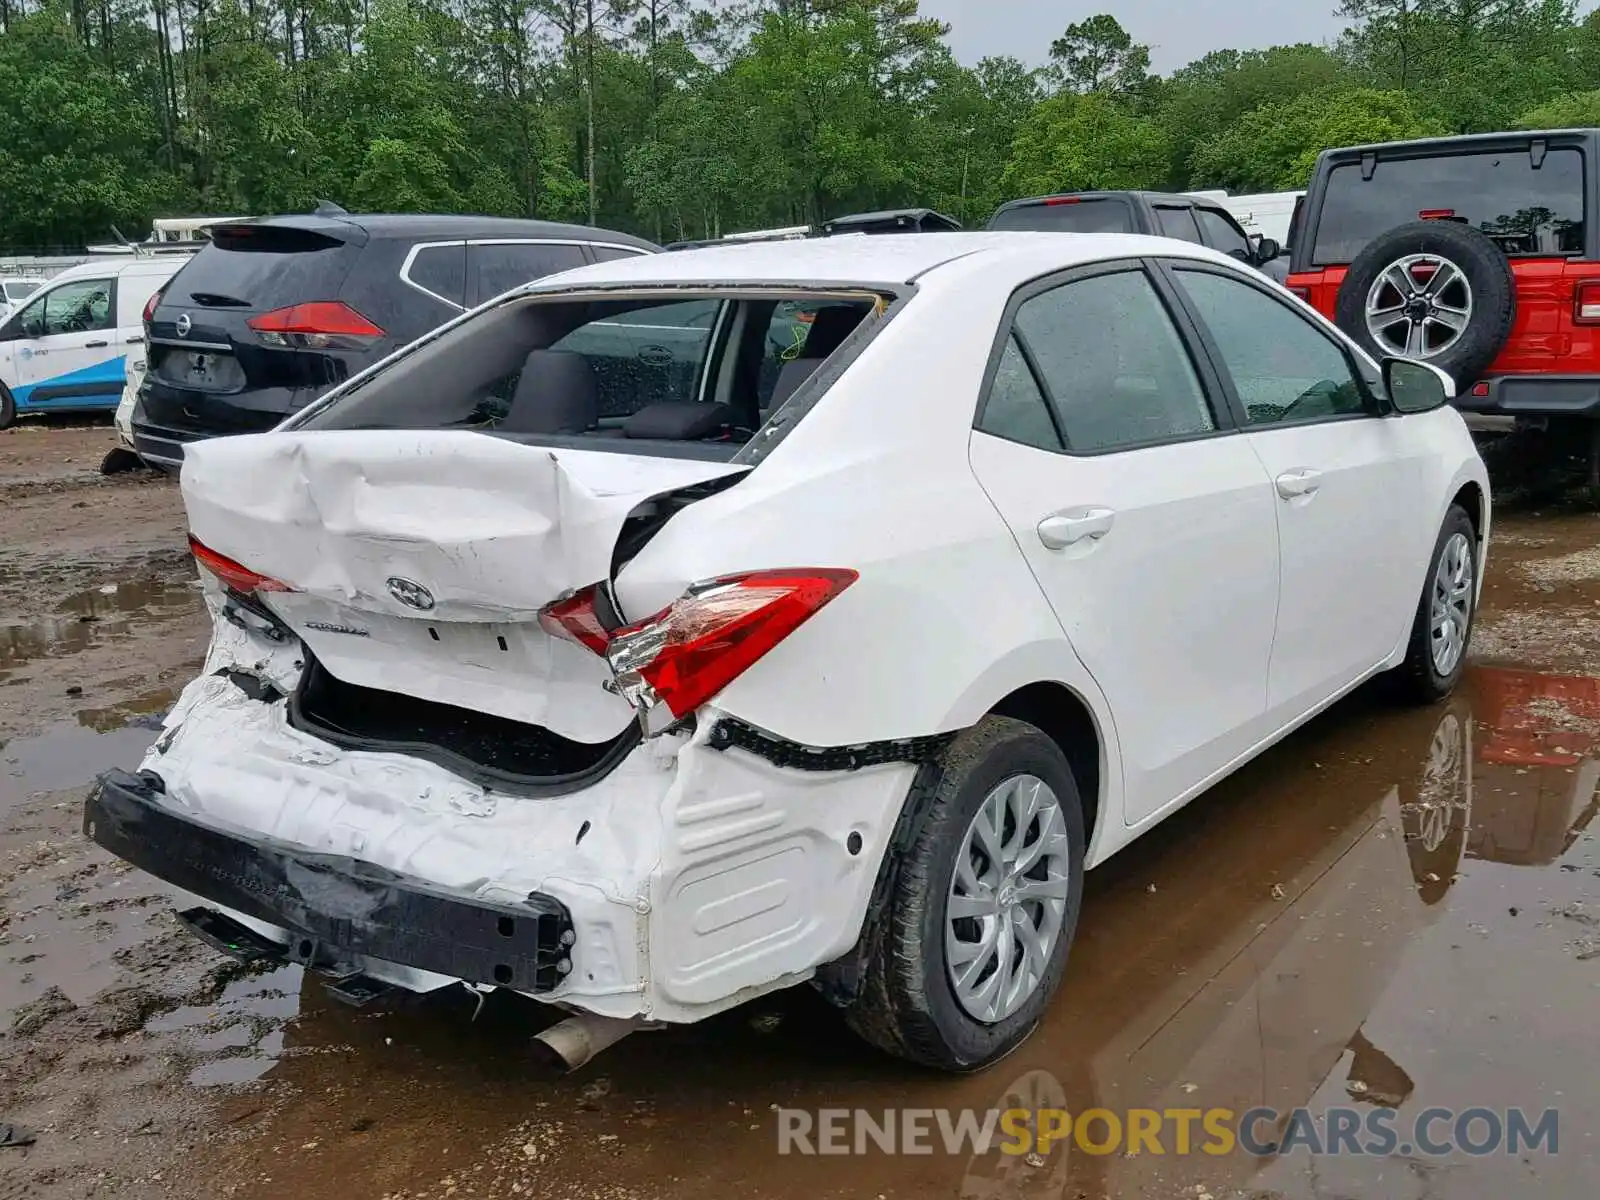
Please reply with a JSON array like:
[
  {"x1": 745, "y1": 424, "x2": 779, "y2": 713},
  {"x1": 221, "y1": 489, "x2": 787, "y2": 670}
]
[{"x1": 1, "y1": 418, "x2": 1596, "y2": 1200}]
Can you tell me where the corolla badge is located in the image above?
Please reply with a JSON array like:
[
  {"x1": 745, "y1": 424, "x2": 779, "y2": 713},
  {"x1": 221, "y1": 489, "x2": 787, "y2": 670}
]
[
  {"x1": 386, "y1": 577, "x2": 435, "y2": 611},
  {"x1": 175, "y1": 312, "x2": 192, "y2": 337}
]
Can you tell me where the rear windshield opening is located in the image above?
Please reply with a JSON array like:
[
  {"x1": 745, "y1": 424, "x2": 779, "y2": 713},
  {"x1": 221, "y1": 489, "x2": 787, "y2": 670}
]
[
  {"x1": 297, "y1": 288, "x2": 889, "y2": 459},
  {"x1": 988, "y1": 199, "x2": 1136, "y2": 234},
  {"x1": 1312, "y1": 146, "x2": 1586, "y2": 265}
]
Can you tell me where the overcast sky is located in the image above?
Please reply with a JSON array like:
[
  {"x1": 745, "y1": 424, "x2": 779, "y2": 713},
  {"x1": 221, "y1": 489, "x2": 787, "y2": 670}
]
[{"x1": 917, "y1": 0, "x2": 1351, "y2": 74}]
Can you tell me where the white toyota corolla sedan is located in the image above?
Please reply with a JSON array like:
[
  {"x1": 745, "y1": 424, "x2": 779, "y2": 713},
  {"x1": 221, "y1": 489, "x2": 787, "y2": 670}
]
[{"x1": 86, "y1": 232, "x2": 1489, "y2": 1072}]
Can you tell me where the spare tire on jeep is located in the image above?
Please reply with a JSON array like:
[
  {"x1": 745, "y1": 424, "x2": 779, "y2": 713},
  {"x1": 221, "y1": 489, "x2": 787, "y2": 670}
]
[{"x1": 1334, "y1": 220, "x2": 1515, "y2": 388}]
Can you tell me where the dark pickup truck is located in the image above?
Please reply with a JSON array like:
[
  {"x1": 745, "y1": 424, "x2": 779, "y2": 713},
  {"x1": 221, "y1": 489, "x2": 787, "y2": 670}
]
[{"x1": 987, "y1": 190, "x2": 1287, "y2": 279}]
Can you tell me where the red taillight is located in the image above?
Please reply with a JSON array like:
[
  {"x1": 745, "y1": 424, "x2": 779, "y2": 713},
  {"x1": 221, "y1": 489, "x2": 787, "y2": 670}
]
[
  {"x1": 600, "y1": 569, "x2": 857, "y2": 723},
  {"x1": 1289, "y1": 286, "x2": 1311, "y2": 301},
  {"x1": 247, "y1": 301, "x2": 384, "y2": 349},
  {"x1": 1574, "y1": 280, "x2": 1600, "y2": 324},
  {"x1": 1471, "y1": 381, "x2": 1490, "y2": 397},
  {"x1": 1419, "y1": 208, "x2": 1456, "y2": 220},
  {"x1": 143, "y1": 288, "x2": 162, "y2": 324},
  {"x1": 189, "y1": 536, "x2": 294, "y2": 595},
  {"x1": 539, "y1": 585, "x2": 613, "y2": 654},
  {"x1": 1043, "y1": 196, "x2": 1082, "y2": 206}
]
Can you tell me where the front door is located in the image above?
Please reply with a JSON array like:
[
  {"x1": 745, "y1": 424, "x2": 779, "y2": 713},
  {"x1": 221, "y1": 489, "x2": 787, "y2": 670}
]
[
  {"x1": 1163, "y1": 262, "x2": 1428, "y2": 719},
  {"x1": 967, "y1": 262, "x2": 1282, "y2": 827},
  {"x1": 9, "y1": 275, "x2": 122, "y2": 411}
]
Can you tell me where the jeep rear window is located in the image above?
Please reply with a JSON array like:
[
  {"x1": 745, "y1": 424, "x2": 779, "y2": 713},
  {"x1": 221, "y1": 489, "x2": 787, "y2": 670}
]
[
  {"x1": 988, "y1": 199, "x2": 1135, "y2": 234},
  {"x1": 1313, "y1": 147, "x2": 1585, "y2": 265},
  {"x1": 296, "y1": 290, "x2": 885, "y2": 461}
]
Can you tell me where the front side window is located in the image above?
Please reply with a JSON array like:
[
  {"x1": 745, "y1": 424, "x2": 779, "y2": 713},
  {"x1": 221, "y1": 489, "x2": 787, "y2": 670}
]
[
  {"x1": 1313, "y1": 147, "x2": 1586, "y2": 264},
  {"x1": 1013, "y1": 269, "x2": 1217, "y2": 453},
  {"x1": 1175, "y1": 267, "x2": 1367, "y2": 426},
  {"x1": 17, "y1": 278, "x2": 114, "y2": 337}
]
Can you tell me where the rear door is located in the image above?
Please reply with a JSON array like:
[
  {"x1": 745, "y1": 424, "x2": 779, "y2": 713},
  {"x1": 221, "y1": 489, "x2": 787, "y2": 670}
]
[
  {"x1": 1163, "y1": 260, "x2": 1428, "y2": 717},
  {"x1": 466, "y1": 241, "x2": 591, "y2": 306},
  {"x1": 966, "y1": 260, "x2": 1282, "y2": 826}
]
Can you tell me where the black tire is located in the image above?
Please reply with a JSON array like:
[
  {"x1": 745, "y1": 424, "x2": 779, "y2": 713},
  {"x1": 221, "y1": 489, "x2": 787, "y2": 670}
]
[
  {"x1": 1334, "y1": 220, "x2": 1515, "y2": 389},
  {"x1": 844, "y1": 716, "x2": 1086, "y2": 1071},
  {"x1": 1393, "y1": 505, "x2": 1478, "y2": 704},
  {"x1": 0, "y1": 382, "x2": 14, "y2": 430}
]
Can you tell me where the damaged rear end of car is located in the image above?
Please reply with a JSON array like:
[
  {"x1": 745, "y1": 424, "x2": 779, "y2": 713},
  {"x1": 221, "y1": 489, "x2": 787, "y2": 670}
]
[{"x1": 85, "y1": 275, "x2": 935, "y2": 1052}]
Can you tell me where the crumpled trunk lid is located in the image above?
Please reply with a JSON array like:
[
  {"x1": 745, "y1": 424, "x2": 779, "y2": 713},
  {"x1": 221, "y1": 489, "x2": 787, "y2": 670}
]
[{"x1": 182, "y1": 430, "x2": 747, "y2": 743}]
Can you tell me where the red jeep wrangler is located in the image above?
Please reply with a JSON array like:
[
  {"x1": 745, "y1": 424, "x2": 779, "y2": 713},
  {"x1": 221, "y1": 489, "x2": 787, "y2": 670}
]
[{"x1": 1286, "y1": 129, "x2": 1600, "y2": 478}]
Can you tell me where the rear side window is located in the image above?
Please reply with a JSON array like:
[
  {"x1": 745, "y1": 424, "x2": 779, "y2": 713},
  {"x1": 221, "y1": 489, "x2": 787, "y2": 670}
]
[
  {"x1": 1313, "y1": 147, "x2": 1586, "y2": 264},
  {"x1": 469, "y1": 243, "x2": 589, "y2": 305},
  {"x1": 590, "y1": 246, "x2": 648, "y2": 263},
  {"x1": 1154, "y1": 206, "x2": 1202, "y2": 243},
  {"x1": 404, "y1": 244, "x2": 467, "y2": 307},
  {"x1": 1013, "y1": 269, "x2": 1216, "y2": 453},
  {"x1": 988, "y1": 199, "x2": 1135, "y2": 234},
  {"x1": 169, "y1": 226, "x2": 357, "y2": 311},
  {"x1": 977, "y1": 336, "x2": 1062, "y2": 450}
]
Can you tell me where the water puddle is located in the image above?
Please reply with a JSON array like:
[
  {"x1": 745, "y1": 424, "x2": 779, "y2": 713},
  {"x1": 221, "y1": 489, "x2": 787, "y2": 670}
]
[
  {"x1": 171, "y1": 668, "x2": 1598, "y2": 1200},
  {"x1": 0, "y1": 571, "x2": 202, "y2": 678},
  {"x1": 146, "y1": 965, "x2": 305, "y2": 1087}
]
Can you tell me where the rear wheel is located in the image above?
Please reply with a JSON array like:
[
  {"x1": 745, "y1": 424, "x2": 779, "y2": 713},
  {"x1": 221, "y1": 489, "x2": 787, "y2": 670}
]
[
  {"x1": 0, "y1": 383, "x2": 14, "y2": 430},
  {"x1": 844, "y1": 716, "x2": 1085, "y2": 1071},
  {"x1": 1393, "y1": 505, "x2": 1478, "y2": 704}
]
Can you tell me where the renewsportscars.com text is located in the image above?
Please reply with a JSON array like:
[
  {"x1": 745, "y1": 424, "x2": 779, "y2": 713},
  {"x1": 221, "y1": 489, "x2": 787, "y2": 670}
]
[{"x1": 776, "y1": 1106, "x2": 1559, "y2": 1158}]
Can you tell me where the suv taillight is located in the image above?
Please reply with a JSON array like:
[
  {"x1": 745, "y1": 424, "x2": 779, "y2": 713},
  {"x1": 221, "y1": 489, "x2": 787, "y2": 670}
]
[
  {"x1": 543, "y1": 570, "x2": 857, "y2": 731},
  {"x1": 247, "y1": 301, "x2": 385, "y2": 350},
  {"x1": 1575, "y1": 281, "x2": 1600, "y2": 324},
  {"x1": 143, "y1": 288, "x2": 163, "y2": 324}
]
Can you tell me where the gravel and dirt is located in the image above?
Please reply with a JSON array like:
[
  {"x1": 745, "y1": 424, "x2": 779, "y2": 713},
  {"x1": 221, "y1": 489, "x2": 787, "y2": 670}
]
[{"x1": 2, "y1": 418, "x2": 1597, "y2": 1200}]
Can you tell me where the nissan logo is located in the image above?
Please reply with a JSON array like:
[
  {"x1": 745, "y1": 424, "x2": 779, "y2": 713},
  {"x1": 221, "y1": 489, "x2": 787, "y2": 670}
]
[
  {"x1": 175, "y1": 313, "x2": 192, "y2": 337},
  {"x1": 386, "y1": 577, "x2": 435, "y2": 611}
]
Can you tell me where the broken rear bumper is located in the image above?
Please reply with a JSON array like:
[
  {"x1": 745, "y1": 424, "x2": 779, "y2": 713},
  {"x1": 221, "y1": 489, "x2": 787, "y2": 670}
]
[{"x1": 85, "y1": 769, "x2": 575, "y2": 994}]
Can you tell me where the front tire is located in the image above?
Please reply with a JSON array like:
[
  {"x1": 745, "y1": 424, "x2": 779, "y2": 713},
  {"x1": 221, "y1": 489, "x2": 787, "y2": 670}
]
[
  {"x1": 1394, "y1": 504, "x2": 1478, "y2": 704},
  {"x1": 0, "y1": 383, "x2": 14, "y2": 430},
  {"x1": 844, "y1": 716, "x2": 1085, "y2": 1071}
]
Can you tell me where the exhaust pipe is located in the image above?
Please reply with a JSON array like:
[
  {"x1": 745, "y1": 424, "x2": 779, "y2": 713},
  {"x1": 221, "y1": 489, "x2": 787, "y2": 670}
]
[{"x1": 531, "y1": 1013, "x2": 648, "y2": 1072}]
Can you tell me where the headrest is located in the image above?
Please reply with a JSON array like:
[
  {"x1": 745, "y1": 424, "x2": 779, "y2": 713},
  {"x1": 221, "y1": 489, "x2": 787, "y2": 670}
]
[{"x1": 500, "y1": 349, "x2": 599, "y2": 434}]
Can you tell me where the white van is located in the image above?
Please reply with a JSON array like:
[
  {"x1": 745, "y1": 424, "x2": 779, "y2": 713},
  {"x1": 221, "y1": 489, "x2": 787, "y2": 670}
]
[
  {"x1": 1213, "y1": 190, "x2": 1304, "y2": 247},
  {"x1": 0, "y1": 256, "x2": 185, "y2": 429}
]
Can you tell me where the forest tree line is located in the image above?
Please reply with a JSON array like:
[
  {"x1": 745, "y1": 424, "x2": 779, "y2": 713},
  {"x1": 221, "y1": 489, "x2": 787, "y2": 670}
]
[{"x1": 6, "y1": 0, "x2": 1600, "y2": 251}]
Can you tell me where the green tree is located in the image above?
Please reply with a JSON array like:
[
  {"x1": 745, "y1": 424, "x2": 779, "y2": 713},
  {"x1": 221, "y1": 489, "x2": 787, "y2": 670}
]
[
  {"x1": 1003, "y1": 91, "x2": 1170, "y2": 198},
  {"x1": 1047, "y1": 13, "x2": 1150, "y2": 96}
]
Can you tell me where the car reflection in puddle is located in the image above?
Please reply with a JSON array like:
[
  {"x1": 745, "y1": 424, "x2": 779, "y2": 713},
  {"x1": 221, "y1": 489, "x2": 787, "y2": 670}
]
[{"x1": 187, "y1": 671, "x2": 1599, "y2": 1200}]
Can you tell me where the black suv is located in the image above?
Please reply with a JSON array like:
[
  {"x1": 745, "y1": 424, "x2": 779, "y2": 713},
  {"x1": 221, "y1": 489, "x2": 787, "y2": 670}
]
[
  {"x1": 987, "y1": 190, "x2": 1285, "y2": 277},
  {"x1": 132, "y1": 211, "x2": 657, "y2": 469}
]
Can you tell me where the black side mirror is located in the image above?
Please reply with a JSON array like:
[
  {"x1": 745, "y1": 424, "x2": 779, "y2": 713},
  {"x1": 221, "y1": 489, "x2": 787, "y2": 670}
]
[
  {"x1": 1254, "y1": 237, "x2": 1282, "y2": 264},
  {"x1": 1384, "y1": 356, "x2": 1453, "y2": 414}
]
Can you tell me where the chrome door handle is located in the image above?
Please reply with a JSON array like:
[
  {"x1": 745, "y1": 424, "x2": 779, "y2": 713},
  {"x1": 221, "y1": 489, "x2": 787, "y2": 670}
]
[
  {"x1": 1038, "y1": 507, "x2": 1115, "y2": 549},
  {"x1": 1275, "y1": 468, "x2": 1322, "y2": 499}
]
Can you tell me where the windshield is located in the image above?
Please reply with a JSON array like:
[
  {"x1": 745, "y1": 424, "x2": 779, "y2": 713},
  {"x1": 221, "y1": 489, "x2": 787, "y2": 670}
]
[
  {"x1": 296, "y1": 289, "x2": 887, "y2": 460},
  {"x1": 988, "y1": 199, "x2": 1136, "y2": 234},
  {"x1": 1313, "y1": 146, "x2": 1586, "y2": 265},
  {"x1": 4, "y1": 281, "x2": 39, "y2": 302}
]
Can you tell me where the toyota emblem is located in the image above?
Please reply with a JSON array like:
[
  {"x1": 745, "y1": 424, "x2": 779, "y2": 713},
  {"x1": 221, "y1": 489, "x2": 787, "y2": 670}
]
[
  {"x1": 175, "y1": 313, "x2": 192, "y2": 337},
  {"x1": 386, "y1": 577, "x2": 435, "y2": 611}
]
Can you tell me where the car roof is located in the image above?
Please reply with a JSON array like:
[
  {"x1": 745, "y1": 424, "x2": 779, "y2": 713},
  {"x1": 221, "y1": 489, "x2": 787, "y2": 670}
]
[
  {"x1": 996, "y1": 190, "x2": 1215, "y2": 209},
  {"x1": 241, "y1": 211, "x2": 659, "y2": 251},
  {"x1": 520, "y1": 231, "x2": 1250, "y2": 291},
  {"x1": 45, "y1": 256, "x2": 184, "y2": 283},
  {"x1": 1322, "y1": 128, "x2": 1592, "y2": 158}
]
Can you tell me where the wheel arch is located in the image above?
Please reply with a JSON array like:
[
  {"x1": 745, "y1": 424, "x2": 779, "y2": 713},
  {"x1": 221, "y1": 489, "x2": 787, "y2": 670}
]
[{"x1": 987, "y1": 680, "x2": 1104, "y2": 854}]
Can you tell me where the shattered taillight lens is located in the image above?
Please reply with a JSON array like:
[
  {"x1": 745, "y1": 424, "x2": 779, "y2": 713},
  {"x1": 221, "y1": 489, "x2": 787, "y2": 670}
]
[
  {"x1": 189, "y1": 535, "x2": 294, "y2": 595},
  {"x1": 601, "y1": 568, "x2": 857, "y2": 726},
  {"x1": 538, "y1": 584, "x2": 613, "y2": 654}
]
